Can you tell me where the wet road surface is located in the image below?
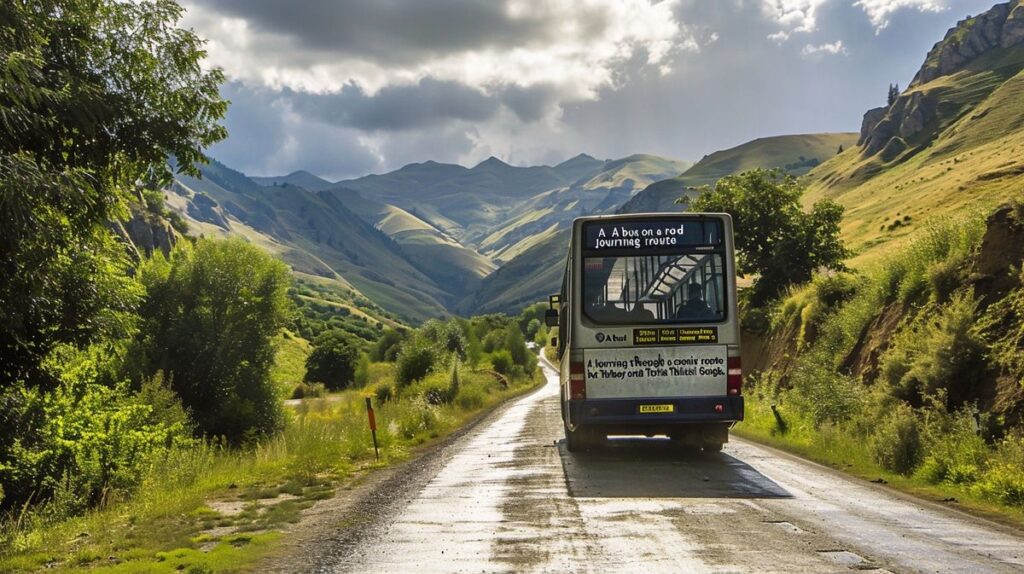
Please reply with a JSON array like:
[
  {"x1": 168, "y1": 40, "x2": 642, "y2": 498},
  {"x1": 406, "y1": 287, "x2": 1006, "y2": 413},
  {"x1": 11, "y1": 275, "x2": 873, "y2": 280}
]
[{"x1": 324, "y1": 357, "x2": 1024, "y2": 573}]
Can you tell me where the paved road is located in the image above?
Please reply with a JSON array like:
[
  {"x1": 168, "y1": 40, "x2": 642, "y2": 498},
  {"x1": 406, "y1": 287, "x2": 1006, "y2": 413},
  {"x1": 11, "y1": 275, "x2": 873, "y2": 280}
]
[{"x1": 329, "y1": 357, "x2": 1024, "y2": 573}]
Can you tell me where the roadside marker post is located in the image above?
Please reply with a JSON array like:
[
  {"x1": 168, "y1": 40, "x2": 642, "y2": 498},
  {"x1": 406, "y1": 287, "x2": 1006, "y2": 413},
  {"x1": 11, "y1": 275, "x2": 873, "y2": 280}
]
[{"x1": 365, "y1": 397, "x2": 380, "y2": 460}]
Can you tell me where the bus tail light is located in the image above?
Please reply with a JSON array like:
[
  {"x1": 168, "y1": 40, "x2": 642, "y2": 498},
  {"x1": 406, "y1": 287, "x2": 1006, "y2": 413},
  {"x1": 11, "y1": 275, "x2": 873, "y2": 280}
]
[
  {"x1": 727, "y1": 357, "x2": 742, "y2": 396},
  {"x1": 569, "y1": 361, "x2": 586, "y2": 400}
]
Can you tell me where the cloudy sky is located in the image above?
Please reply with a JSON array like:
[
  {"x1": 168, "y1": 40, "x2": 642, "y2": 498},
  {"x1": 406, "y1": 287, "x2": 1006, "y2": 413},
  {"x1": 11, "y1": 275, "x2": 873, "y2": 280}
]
[{"x1": 182, "y1": 0, "x2": 997, "y2": 180}]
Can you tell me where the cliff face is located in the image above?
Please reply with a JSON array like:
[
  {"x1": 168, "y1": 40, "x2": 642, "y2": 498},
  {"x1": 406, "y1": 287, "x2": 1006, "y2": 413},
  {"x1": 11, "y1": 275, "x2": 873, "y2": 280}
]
[
  {"x1": 110, "y1": 204, "x2": 179, "y2": 262},
  {"x1": 858, "y1": 0, "x2": 1024, "y2": 160}
]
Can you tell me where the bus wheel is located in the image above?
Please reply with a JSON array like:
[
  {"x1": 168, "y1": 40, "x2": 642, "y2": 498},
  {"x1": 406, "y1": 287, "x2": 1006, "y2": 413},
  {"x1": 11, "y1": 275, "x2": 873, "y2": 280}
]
[
  {"x1": 702, "y1": 442, "x2": 724, "y2": 455},
  {"x1": 566, "y1": 425, "x2": 599, "y2": 452}
]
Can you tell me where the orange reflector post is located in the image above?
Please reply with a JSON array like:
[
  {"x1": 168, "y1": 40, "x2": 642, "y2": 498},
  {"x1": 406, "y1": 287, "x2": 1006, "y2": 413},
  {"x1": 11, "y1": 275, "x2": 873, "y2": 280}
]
[{"x1": 727, "y1": 356, "x2": 742, "y2": 396}]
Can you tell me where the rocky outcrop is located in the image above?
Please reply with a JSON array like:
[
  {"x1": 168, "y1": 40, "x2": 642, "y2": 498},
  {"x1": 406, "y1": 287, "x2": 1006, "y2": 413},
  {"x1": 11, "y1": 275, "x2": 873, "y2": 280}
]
[
  {"x1": 858, "y1": 107, "x2": 887, "y2": 146},
  {"x1": 186, "y1": 192, "x2": 229, "y2": 229},
  {"x1": 110, "y1": 205, "x2": 178, "y2": 262},
  {"x1": 861, "y1": 92, "x2": 936, "y2": 157},
  {"x1": 860, "y1": 1, "x2": 1023, "y2": 160},
  {"x1": 912, "y1": 1, "x2": 1023, "y2": 87},
  {"x1": 971, "y1": 203, "x2": 1024, "y2": 304}
]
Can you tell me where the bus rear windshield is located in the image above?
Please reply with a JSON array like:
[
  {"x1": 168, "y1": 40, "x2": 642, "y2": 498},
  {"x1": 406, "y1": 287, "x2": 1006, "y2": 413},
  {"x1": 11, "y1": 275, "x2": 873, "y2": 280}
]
[{"x1": 582, "y1": 251, "x2": 726, "y2": 325}]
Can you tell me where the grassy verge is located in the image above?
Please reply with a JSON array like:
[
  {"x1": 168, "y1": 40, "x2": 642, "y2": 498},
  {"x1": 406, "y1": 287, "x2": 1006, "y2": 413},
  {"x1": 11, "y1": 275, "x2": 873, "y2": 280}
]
[
  {"x1": 0, "y1": 361, "x2": 543, "y2": 573},
  {"x1": 734, "y1": 396, "x2": 1024, "y2": 528}
]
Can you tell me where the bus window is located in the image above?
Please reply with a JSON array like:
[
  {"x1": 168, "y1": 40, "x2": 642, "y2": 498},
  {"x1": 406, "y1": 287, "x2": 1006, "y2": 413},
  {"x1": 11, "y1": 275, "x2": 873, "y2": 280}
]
[{"x1": 582, "y1": 252, "x2": 726, "y2": 324}]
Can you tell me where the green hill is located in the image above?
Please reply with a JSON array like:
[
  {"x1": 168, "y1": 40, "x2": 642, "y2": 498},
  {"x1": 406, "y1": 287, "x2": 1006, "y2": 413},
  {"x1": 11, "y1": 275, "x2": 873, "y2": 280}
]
[
  {"x1": 168, "y1": 160, "x2": 451, "y2": 323},
  {"x1": 619, "y1": 133, "x2": 857, "y2": 214},
  {"x1": 804, "y1": 0, "x2": 1024, "y2": 265}
]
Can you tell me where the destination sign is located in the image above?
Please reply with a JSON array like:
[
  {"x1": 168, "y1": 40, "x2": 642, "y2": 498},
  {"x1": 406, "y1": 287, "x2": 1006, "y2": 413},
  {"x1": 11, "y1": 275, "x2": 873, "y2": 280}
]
[
  {"x1": 633, "y1": 326, "x2": 718, "y2": 345},
  {"x1": 583, "y1": 219, "x2": 722, "y2": 252}
]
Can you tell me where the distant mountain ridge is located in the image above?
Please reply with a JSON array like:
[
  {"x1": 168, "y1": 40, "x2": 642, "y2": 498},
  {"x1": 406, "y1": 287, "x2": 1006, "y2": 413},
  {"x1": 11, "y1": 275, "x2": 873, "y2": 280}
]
[{"x1": 166, "y1": 152, "x2": 690, "y2": 322}]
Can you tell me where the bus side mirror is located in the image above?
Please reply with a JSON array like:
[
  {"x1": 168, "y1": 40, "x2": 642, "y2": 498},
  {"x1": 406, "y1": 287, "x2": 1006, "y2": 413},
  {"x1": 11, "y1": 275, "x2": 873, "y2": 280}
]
[
  {"x1": 544, "y1": 309, "x2": 558, "y2": 327},
  {"x1": 550, "y1": 336, "x2": 557, "y2": 348}
]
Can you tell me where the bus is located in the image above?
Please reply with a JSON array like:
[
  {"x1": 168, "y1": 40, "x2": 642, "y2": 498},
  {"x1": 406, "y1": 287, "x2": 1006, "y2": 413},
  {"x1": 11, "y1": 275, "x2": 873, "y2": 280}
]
[{"x1": 545, "y1": 213, "x2": 743, "y2": 452}]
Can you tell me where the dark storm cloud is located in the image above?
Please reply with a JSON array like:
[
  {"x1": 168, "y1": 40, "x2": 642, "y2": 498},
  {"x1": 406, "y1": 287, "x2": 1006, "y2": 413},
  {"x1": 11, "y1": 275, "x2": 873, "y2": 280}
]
[
  {"x1": 192, "y1": 0, "x2": 566, "y2": 64},
  {"x1": 208, "y1": 82, "x2": 382, "y2": 179},
  {"x1": 496, "y1": 83, "x2": 562, "y2": 122},
  {"x1": 290, "y1": 78, "x2": 499, "y2": 131}
]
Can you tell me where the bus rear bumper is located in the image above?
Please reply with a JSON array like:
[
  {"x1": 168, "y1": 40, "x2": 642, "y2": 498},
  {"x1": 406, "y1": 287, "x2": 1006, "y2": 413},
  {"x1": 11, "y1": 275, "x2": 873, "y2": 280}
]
[{"x1": 569, "y1": 396, "x2": 744, "y2": 428}]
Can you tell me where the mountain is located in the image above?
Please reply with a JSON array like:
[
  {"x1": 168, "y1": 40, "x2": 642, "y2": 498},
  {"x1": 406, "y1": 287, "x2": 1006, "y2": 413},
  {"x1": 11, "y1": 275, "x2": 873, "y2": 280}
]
[
  {"x1": 165, "y1": 153, "x2": 689, "y2": 322},
  {"x1": 619, "y1": 133, "x2": 858, "y2": 214},
  {"x1": 804, "y1": 0, "x2": 1024, "y2": 264},
  {"x1": 469, "y1": 135, "x2": 854, "y2": 314},
  {"x1": 166, "y1": 159, "x2": 452, "y2": 323},
  {"x1": 251, "y1": 170, "x2": 334, "y2": 191}
]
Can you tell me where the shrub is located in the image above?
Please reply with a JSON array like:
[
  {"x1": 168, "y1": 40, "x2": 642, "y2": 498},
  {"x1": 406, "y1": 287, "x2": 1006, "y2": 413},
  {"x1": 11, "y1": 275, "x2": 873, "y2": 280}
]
[
  {"x1": 490, "y1": 351, "x2": 513, "y2": 375},
  {"x1": 375, "y1": 383, "x2": 393, "y2": 404},
  {"x1": 135, "y1": 239, "x2": 290, "y2": 442},
  {"x1": 870, "y1": 404, "x2": 922, "y2": 475},
  {"x1": 290, "y1": 382, "x2": 326, "y2": 400},
  {"x1": 789, "y1": 353, "x2": 863, "y2": 426},
  {"x1": 305, "y1": 330, "x2": 361, "y2": 391},
  {"x1": 396, "y1": 341, "x2": 437, "y2": 386},
  {"x1": 879, "y1": 293, "x2": 986, "y2": 407},
  {"x1": 372, "y1": 329, "x2": 406, "y2": 362},
  {"x1": 456, "y1": 386, "x2": 486, "y2": 410}
]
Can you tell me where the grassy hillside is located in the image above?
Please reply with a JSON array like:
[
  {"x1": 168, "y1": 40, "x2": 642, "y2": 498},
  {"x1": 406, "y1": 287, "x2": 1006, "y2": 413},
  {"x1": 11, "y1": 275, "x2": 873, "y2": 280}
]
[
  {"x1": 619, "y1": 133, "x2": 858, "y2": 214},
  {"x1": 804, "y1": 36, "x2": 1024, "y2": 266},
  {"x1": 167, "y1": 160, "x2": 451, "y2": 323}
]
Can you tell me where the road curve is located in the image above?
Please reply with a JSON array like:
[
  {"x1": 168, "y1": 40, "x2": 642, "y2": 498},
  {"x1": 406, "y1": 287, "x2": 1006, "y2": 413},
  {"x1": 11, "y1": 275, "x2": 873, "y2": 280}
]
[{"x1": 325, "y1": 356, "x2": 1024, "y2": 573}]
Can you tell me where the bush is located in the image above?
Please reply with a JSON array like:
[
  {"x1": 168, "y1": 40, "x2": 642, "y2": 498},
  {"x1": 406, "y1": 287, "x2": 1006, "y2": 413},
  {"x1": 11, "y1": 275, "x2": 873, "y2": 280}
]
[
  {"x1": 135, "y1": 239, "x2": 290, "y2": 443},
  {"x1": 879, "y1": 293, "x2": 986, "y2": 407},
  {"x1": 396, "y1": 341, "x2": 437, "y2": 386},
  {"x1": 490, "y1": 351, "x2": 513, "y2": 375},
  {"x1": 870, "y1": 404, "x2": 922, "y2": 475},
  {"x1": 789, "y1": 354, "x2": 864, "y2": 426},
  {"x1": 305, "y1": 330, "x2": 361, "y2": 391},
  {"x1": 372, "y1": 328, "x2": 406, "y2": 362},
  {"x1": 374, "y1": 383, "x2": 393, "y2": 404},
  {"x1": 456, "y1": 386, "x2": 486, "y2": 410},
  {"x1": 290, "y1": 382, "x2": 326, "y2": 400}
]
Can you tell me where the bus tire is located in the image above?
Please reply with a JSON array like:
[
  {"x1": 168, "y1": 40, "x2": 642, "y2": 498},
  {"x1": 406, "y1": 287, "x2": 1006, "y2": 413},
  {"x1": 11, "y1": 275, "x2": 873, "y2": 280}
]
[
  {"x1": 566, "y1": 425, "x2": 599, "y2": 452},
  {"x1": 702, "y1": 442, "x2": 724, "y2": 454}
]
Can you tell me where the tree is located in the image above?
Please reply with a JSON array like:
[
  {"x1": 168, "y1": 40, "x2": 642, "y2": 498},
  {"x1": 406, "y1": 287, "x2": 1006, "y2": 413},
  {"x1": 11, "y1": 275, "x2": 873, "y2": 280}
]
[
  {"x1": 136, "y1": 239, "x2": 290, "y2": 442},
  {"x1": 0, "y1": 0, "x2": 227, "y2": 390},
  {"x1": 687, "y1": 168, "x2": 848, "y2": 305},
  {"x1": 305, "y1": 330, "x2": 362, "y2": 391},
  {"x1": 888, "y1": 83, "x2": 900, "y2": 106}
]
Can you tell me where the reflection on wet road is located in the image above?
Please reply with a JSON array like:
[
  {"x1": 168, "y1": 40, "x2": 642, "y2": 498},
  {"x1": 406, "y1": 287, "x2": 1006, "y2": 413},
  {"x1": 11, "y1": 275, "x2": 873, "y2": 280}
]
[{"x1": 335, "y1": 356, "x2": 1024, "y2": 573}]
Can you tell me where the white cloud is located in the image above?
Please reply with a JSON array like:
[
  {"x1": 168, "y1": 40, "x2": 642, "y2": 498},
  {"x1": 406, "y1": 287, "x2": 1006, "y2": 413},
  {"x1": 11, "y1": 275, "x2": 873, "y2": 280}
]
[
  {"x1": 183, "y1": 0, "x2": 697, "y2": 105},
  {"x1": 761, "y1": 0, "x2": 830, "y2": 40},
  {"x1": 763, "y1": 0, "x2": 947, "y2": 39},
  {"x1": 801, "y1": 39, "x2": 849, "y2": 56},
  {"x1": 853, "y1": 0, "x2": 947, "y2": 31}
]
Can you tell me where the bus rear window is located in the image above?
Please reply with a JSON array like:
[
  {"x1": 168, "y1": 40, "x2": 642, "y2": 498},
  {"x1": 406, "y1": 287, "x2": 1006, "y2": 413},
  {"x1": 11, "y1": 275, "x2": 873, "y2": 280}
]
[{"x1": 582, "y1": 252, "x2": 726, "y2": 325}]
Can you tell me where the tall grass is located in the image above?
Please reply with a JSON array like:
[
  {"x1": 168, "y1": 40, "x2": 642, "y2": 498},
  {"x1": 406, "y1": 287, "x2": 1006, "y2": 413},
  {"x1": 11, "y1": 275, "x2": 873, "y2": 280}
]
[
  {"x1": 0, "y1": 355, "x2": 542, "y2": 572},
  {"x1": 740, "y1": 210, "x2": 1024, "y2": 518}
]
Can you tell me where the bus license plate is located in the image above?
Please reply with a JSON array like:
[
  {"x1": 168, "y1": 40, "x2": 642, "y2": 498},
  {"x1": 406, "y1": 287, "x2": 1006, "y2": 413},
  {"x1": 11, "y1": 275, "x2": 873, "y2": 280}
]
[{"x1": 639, "y1": 404, "x2": 675, "y2": 414}]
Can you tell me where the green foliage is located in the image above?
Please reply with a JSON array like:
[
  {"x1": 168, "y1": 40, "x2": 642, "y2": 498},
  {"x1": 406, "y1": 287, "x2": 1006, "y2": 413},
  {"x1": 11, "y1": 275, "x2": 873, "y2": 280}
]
[
  {"x1": 134, "y1": 239, "x2": 291, "y2": 442},
  {"x1": 688, "y1": 168, "x2": 848, "y2": 304},
  {"x1": 977, "y1": 268, "x2": 1024, "y2": 388},
  {"x1": 372, "y1": 329, "x2": 407, "y2": 362},
  {"x1": 788, "y1": 352, "x2": 865, "y2": 426},
  {"x1": 490, "y1": 351, "x2": 513, "y2": 375},
  {"x1": 879, "y1": 293, "x2": 987, "y2": 407},
  {"x1": 870, "y1": 403, "x2": 922, "y2": 475},
  {"x1": 0, "y1": 347, "x2": 192, "y2": 516},
  {"x1": 504, "y1": 327, "x2": 530, "y2": 368},
  {"x1": 304, "y1": 330, "x2": 361, "y2": 391},
  {"x1": 0, "y1": 0, "x2": 226, "y2": 390},
  {"x1": 395, "y1": 340, "x2": 438, "y2": 387},
  {"x1": 290, "y1": 382, "x2": 326, "y2": 400}
]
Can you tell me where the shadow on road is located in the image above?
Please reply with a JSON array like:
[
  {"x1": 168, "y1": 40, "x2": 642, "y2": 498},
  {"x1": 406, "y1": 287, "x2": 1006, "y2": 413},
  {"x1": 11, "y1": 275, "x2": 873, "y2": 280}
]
[{"x1": 559, "y1": 437, "x2": 791, "y2": 499}]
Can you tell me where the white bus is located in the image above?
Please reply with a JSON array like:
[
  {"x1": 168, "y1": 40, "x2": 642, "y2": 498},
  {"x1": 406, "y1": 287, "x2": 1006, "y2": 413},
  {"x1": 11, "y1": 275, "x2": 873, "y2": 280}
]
[{"x1": 545, "y1": 213, "x2": 743, "y2": 452}]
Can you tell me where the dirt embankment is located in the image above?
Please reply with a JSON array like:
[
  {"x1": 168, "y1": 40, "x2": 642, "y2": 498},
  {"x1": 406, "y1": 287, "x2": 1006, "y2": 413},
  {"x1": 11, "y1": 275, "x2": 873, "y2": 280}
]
[{"x1": 745, "y1": 203, "x2": 1024, "y2": 422}]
